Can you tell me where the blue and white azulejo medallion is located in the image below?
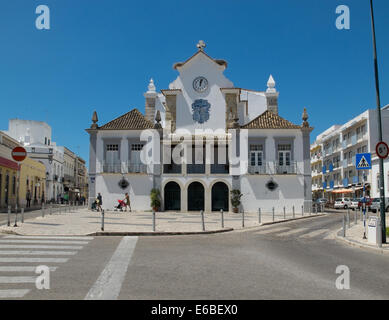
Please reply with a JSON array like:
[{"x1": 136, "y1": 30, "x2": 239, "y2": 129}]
[{"x1": 192, "y1": 99, "x2": 210, "y2": 124}]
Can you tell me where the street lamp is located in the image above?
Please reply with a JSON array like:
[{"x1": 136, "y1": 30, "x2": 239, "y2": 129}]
[{"x1": 369, "y1": 0, "x2": 386, "y2": 243}]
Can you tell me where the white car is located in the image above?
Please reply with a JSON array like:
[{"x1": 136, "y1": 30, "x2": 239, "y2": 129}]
[
  {"x1": 349, "y1": 198, "x2": 360, "y2": 210},
  {"x1": 334, "y1": 198, "x2": 352, "y2": 209}
]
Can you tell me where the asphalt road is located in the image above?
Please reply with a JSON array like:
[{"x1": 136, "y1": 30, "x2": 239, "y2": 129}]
[{"x1": 0, "y1": 211, "x2": 388, "y2": 300}]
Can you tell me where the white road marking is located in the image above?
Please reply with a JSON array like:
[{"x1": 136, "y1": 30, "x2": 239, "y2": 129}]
[
  {"x1": 255, "y1": 227, "x2": 290, "y2": 235},
  {"x1": 0, "y1": 266, "x2": 57, "y2": 272},
  {"x1": 85, "y1": 236, "x2": 138, "y2": 300},
  {"x1": 277, "y1": 228, "x2": 308, "y2": 236},
  {"x1": 3, "y1": 236, "x2": 94, "y2": 240},
  {"x1": 0, "y1": 276, "x2": 36, "y2": 284},
  {"x1": 0, "y1": 251, "x2": 76, "y2": 256},
  {"x1": 0, "y1": 289, "x2": 30, "y2": 298},
  {"x1": 0, "y1": 257, "x2": 68, "y2": 263},
  {"x1": 299, "y1": 229, "x2": 329, "y2": 239},
  {"x1": 0, "y1": 240, "x2": 88, "y2": 245},
  {"x1": 0, "y1": 245, "x2": 83, "y2": 250}
]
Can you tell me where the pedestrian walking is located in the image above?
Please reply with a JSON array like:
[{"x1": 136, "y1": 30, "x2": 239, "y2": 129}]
[
  {"x1": 97, "y1": 193, "x2": 103, "y2": 212},
  {"x1": 124, "y1": 192, "x2": 131, "y2": 212},
  {"x1": 26, "y1": 189, "x2": 31, "y2": 208}
]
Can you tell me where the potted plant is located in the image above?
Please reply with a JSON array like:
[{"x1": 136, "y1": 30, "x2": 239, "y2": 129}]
[
  {"x1": 150, "y1": 188, "x2": 161, "y2": 211},
  {"x1": 230, "y1": 189, "x2": 243, "y2": 213}
]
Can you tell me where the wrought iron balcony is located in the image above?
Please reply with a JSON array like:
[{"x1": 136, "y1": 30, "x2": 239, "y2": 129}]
[
  {"x1": 187, "y1": 164, "x2": 205, "y2": 174},
  {"x1": 210, "y1": 164, "x2": 229, "y2": 174},
  {"x1": 248, "y1": 165, "x2": 267, "y2": 175},
  {"x1": 275, "y1": 161, "x2": 297, "y2": 174},
  {"x1": 127, "y1": 163, "x2": 147, "y2": 174},
  {"x1": 163, "y1": 163, "x2": 182, "y2": 174},
  {"x1": 102, "y1": 162, "x2": 122, "y2": 173}
]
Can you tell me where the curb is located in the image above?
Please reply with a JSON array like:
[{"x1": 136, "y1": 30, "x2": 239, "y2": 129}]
[
  {"x1": 88, "y1": 228, "x2": 234, "y2": 236},
  {"x1": 334, "y1": 228, "x2": 389, "y2": 255}
]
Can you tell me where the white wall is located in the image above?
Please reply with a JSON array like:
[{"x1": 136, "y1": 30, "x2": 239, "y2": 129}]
[
  {"x1": 95, "y1": 174, "x2": 153, "y2": 211},
  {"x1": 8, "y1": 119, "x2": 52, "y2": 145},
  {"x1": 371, "y1": 157, "x2": 389, "y2": 199}
]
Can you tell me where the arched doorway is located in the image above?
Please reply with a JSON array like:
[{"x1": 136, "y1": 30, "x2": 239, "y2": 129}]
[
  {"x1": 212, "y1": 182, "x2": 229, "y2": 212},
  {"x1": 188, "y1": 182, "x2": 204, "y2": 211},
  {"x1": 164, "y1": 181, "x2": 181, "y2": 211}
]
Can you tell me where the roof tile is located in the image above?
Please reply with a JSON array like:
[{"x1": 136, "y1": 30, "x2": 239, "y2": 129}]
[
  {"x1": 241, "y1": 110, "x2": 301, "y2": 129},
  {"x1": 99, "y1": 109, "x2": 153, "y2": 130}
]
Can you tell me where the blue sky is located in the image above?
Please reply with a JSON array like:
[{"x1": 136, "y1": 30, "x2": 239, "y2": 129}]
[{"x1": 0, "y1": 0, "x2": 388, "y2": 167}]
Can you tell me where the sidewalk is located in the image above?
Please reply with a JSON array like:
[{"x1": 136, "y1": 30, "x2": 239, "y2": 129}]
[
  {"x1": 0, "y1": 207, "x2": 326, "y2": 236},
  {"x1": 335, "y1": 211, "x2": 389, "y2": 254}
]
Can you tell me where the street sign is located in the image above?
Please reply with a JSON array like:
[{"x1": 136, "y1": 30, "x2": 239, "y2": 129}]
[
  {"x1": 356, "y1": 153, "x2": 371, "y2": 170},
  {"x1": 376, "y1": 141, "x2": 389, "y2": 159},
  {"x1": 11, "y1": 146, "x2": 27, "y2": 162}
]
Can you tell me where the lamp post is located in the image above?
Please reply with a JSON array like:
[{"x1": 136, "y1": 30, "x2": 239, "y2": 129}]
[{"x1": 369, "y1": 0, "x2": 386, "y2": 243}]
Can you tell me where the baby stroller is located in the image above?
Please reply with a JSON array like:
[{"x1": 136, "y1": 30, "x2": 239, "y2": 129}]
[
  {"x1": 91, "y1": 200, "x2": 97, "y2": 211},
  {"x1": 114, "y1": 199, "x2": 126, "y2": 212}
]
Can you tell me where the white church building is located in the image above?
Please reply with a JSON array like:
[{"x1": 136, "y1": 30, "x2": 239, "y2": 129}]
[{"x1": 87, "y1": 42, "x2": 313, "y2": 213}]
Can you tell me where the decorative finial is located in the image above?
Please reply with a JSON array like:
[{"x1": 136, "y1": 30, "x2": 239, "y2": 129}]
[
  {"x1": 91, "y1": 110, "x2": 98, "y2": 129},
  {"x1": 147, "y1": 78, "x2": 156, "y2": 93},
  {"x1": 302, "y1": 108, "x2": 309, "y2": 127},
  {"x1": 197, "y1": 40, "x2": 206, "y2": 51},
  {"x1": 154, "y1": 110, "x2": 162, "y2": 129},
  {"x1": 266, "y1": 75, "x2": 276, "y2": 93}
]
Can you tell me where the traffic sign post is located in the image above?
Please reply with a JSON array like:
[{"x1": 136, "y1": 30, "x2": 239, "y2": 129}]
[
  {"x1": 11, "y1": 147, "x2": 26, "y2": 213},
  {"x1": 356, "y1": 153, "x2": 372, "y2": 240}
]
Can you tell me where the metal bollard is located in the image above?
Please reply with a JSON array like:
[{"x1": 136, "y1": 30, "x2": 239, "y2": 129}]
[
  {"x1": 377, "y1": 217, "x2": 382, "y2": 248},
  {"x1": 21, "y1": 208, "x2": 24, "y2": 223},
  {"x1": 302, "y1": 205, "x2": 304, "y2": 216},
  {"x1": 309, "y1": 204, "x2": 312, "y2": 215},
  {"x1": 272, "y1": 207, "x2": 275, "y2": 222},
  {"x1": 152, "y1": 210, "x2": 156, "y2": 232},
  {"x1": 354, "y1": 210, "x2": 357, "y2": 225},
  {"x1": 342, "y1": 214, "x2": 346, "y2": 237},
  {"x1": 42, "y1": 203, "x2": 45, "y2": 218},
  {"x1": 14, "y1": 205, "x2": 18, "y2": 227},
  {"x1": 201, "y1": 210, "x2": 205, "y2": 231},
  {"x1": 293, "y1": 205, "x2": 295, "y2": 219},
  {"x1": 7, "y1": 206, "x2": 11, "y2": 227},
  {"x1": 101, "y1": 209, "x2": 105, "y2": 231},
  {"x1": 258, "y1": 208, "x2": 261, "y2": 224},
  {"x1": 242, "y1": 210, "x2": 245, "y2": 228},
  {"x1": 221, "y1": 209, "x2": 224, "y2": 228},
  {"x1": 283, "y1": 206, "x2": 286, "y2": 220},
  {"x1": 347, "y1": 208, "x2": 350, "y2": 229},
  {"x1": 49, "y1": 205, "x2": 52, "y2": 215}
]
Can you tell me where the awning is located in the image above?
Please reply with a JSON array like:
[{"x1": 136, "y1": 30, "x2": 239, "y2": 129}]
[
  {"x1": 0, "y1": 156, "x2": 19, "y2": 171},
  {"x1": 331, "y1": 188, "x2": 354, "y2": 194}
]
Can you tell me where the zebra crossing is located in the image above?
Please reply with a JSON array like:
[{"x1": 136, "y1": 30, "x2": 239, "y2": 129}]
[
  {"x1": 255, "y1": 226, "x2": 332, "y2": 240},
  {"x1": 0, "y1": 235, "x2": 93, "y2": 299}
]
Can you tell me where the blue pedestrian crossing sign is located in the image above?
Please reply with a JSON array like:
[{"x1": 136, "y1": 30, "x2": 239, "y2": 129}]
[{"x1": 356, "y1": 153, "x2": 371, "y2": 170}]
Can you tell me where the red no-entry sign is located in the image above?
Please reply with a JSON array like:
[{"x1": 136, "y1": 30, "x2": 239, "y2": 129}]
[{"x1": 11, "y1": 146, "x2": 27, "y2": 162}]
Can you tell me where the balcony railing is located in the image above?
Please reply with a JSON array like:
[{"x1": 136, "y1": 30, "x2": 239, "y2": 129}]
[
  {"x1": 211, "y1": 164, "x2": 229, "y2": 174},
  {"x1": 127, "y1": 163, "x2": 147, "y2": 173},
  {"x1": 275, "y1": 161, "x2": 297, "y2": 174},
  {"x1": 187, "y1": 164, "x2": 205, "y2": 174},
  {"x1": 248, "y1": 165, "x2": 266, "y2": 175},
  {"x1": 163, "y1": 163, "x2": 182, "y2": 174},
  {"x1": 102, "y1": 162, "x2": 121, "y2": 173}
]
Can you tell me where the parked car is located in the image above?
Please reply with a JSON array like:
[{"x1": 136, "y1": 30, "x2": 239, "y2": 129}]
[
  {"x1": 315, "y1": 198, "x2": 328, "y2": 204},
  {"x1": 358, "y1": 197, "x2": 372, "y2": 209},
  {"x1": 334, "y1": 198, "x2": 352, "y2": 209},
  {"x1": 349, "y1": 198, "x2": 360, "y2": 210},
  {"x1": 369, "y1": 197, "x2": 389, "y2": 213}
]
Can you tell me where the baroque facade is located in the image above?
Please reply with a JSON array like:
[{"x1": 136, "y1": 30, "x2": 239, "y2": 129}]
[{"x1": 87, "y1": 42, "x2": 312, "y2": 213}]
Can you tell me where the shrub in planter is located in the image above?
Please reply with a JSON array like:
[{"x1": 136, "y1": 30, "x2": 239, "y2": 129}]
[
  {"x1": 150, "y1": 188, "x2": 161, "y2": 211},
  {"x1": 230, "y1": 189, "x2": 243, "y2": 213}
]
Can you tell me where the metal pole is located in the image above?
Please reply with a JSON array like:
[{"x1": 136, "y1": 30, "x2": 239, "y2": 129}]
[
  {"x1": 258, "y1": 208, "x2": 261, "y2": 224},
  {"x1": 377, "y1": 215, "x2": 382, "y2": 248},
  {"x1": 14, "y1": 205, "x2": 18, "y2": 227},
  {"x1": 370, "y1": 0, "x2": 386, "y2": 243},
  {"x1": 272, "y1": 207, "x2": 275, "y2": 222},
  {"x1": 101, "y1": 209, "x2": 105, "y2": 231},
  {"x1": 201, "y1": 210, "x2": 205, "y2": 231},
  {"x1": 342, "y1": 214, "x2": 346, "y2": 237},
  {"x1": 302, "y1": 205, "x2": 304, "y2": 216},
  {"x1": 347, "y1": 207, "x2": 350, "y2": 229},
  {"x1": 283, "y1": 206, "x2": 286, "y2": 220},
  {"x1": 309, "y1": 203, "x2": 311, "y2": 215},
  {"x1": 152, "y1": 210, "x2": 156, "y2": 232},
  {"x1": 21, "y1": 207, "x2": 24, "y2": 223},
  {"x1": 293, "y1": 205, "x2": 295, "y2": 219},
  {"x1": 42, "y1": 203, "x2": 45, "y2": 218},
  {"x1": 221, "y1": 209, "x2": 224, "y2": 228},
  {"x1": 242, "y1": 210, "x2": 245, "y2": 228},
  {"x1": 354, "y1": 210, "x2": 357, "y2": 225},
  {"x1": 7, "y1": 206, "x2": 11, "y2": 227}
]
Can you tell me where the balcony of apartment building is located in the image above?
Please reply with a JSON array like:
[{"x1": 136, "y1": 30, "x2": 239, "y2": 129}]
[{"x1": 102, "y1": 161, "x2": 148, "y2": 174}]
